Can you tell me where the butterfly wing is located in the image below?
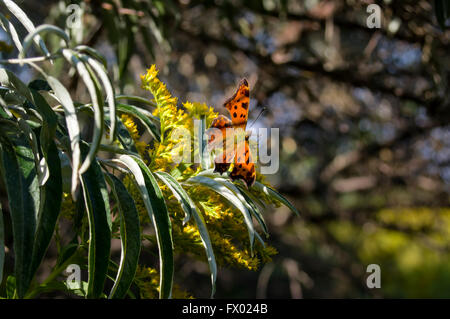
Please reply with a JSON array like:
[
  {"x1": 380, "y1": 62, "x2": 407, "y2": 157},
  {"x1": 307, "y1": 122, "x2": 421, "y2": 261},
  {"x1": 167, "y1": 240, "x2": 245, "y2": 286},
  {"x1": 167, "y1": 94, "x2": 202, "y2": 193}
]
[
  {"x1": 208, "y1": 79, "x2": 255, "y2": 186},
  {"x1": 223, "y1": 78, "x2": 250, "y2": 130},
  {"x1": 207, "y1": 115, "x2": 234, "y2": 174},
  {"x1": 230, "y1": 137, "x2": 256, "y2": 188}
]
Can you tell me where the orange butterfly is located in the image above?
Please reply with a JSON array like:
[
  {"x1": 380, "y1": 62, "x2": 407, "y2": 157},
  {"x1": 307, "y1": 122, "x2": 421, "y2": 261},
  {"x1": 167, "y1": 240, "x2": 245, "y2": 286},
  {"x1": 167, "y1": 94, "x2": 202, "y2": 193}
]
[{"x1": 207, "y1": 79, "x2": 256, "y2": 188}]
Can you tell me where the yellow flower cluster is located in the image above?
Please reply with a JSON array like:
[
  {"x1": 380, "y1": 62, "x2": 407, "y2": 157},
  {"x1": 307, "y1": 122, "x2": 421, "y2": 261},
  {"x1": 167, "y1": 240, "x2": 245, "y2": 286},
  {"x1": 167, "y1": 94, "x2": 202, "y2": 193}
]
[
  {"x1": 134, "y1": 266, "x2": 193, "y2": 299},
  {"x1": 182, "y1": 101, "x2": 217, "y2": 126},
  {"x1": 120, "y1": 114, "x2": 148, "y2": 157},
  {"x1": 149, "y1": 103, "x2": 191, "y2": 172},
  {"x1": 141, "y1": 65, "x2": 178, "y2": 109}
]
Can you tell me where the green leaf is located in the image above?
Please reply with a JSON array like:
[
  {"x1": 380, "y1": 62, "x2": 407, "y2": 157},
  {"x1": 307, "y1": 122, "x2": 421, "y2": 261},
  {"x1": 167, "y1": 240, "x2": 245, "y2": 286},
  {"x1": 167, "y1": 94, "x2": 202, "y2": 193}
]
[
  {"x1": 105, "y1": 173, "x2": 141, "y2": 299},
  {"x1": 28, "y1": 79, "x2": 52, "y2": 91},
  {"x1": 116, "y1": 103, "x2": 160, "y2": 141},
  {"x1": 56, "y1": 240, "x2": 79, "y2": 269},
  {"x1": 6, "y1": 276, "x2": 16, "y2": 299},
  {"x1": 17, "y1": 119, "x2": 48, "y2": 186},
  {"x1": 117, "y1": 155, "x2": 173, "y2": 298},
  {"x1": 0, "y1": 124, "x2": 40, "y2": 298},
  {"x1": 62, "y1": 49, "x2": 104, "y2": 177},
  {"x1": 79, "y1": 53, "x2": 117, "y2": 144},
  {"x1": 0, "y1": 96, "x2": 11, "y2": 119},
  {"x1": 118, "y1": 17, "x2": 135, "y2": 80},
  {"x1": 46, "y1": 75, "x2": 81, "y2": 199},
  {"x1": 115, "y1": 95, "x2": 157, "y2": 108},
  {"x1": 29, "y1": 139, "x2": 62, "y2": 281},
  {"x1": 27, "y1": 88, "x2": 58, "y2": 180},
  {"x1": 20, "y1": 24, "x2": 69, "y2": 59},
  {"x1": 0, "y1": 68, "x2": 33, "y2": 102},
  {"x1": 0, "y1": 13, "x2": 23, "y2": 52},
  {"x1": 237, "y1": 184, "x2": 269, "y2": 237},
  {"x1": 187, "y1": 175, "x2": 256, "y2": 254},
  {"x1": 208, "y1": 176, "x2": 267, "y2": 246},
  {"x1": 2, "y1": 0, "x2": 51, "y2": 57},
  {"x1": 75, "y1": 45, "x2": 108, "y2": 69},
  {"x1": 155, "y1": 171, "x2": 192, "y2": 224},
  {"x1": 0, "y1": 70, "x2": 58, "y2": 189},
  {"x1": 114, "y1": 115, "x2": 138, "y2": 153},
  {"x1": 64, "y1": 280, "x2": 89, "y2": 297},
  {"x1": 254, "y1": 181, "x2": 300, "y2": 216},
  {"x1": 26, "y1": 281, "x2": 68, "y2": 297},
  {"x1": 79, "y1": 144, "x2": 111, "y2": 298},
  {"x1": 155, "y1": 171, "x2": 217, "y2": 297}
]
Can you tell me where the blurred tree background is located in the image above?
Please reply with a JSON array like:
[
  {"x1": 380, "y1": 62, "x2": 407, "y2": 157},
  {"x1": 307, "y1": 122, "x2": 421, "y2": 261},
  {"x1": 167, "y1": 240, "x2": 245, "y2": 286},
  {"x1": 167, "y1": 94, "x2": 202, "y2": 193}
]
[{"x1": 3, "y1": 0, "x2": 449, "y2": 298}]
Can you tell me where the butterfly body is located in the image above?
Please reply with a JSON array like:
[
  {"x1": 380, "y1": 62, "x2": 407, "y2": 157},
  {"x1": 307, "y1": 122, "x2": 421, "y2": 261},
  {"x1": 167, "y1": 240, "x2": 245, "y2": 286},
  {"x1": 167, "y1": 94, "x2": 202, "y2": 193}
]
[{"x1": 207, "y1": 79, "x2": 256, "y2": 188}]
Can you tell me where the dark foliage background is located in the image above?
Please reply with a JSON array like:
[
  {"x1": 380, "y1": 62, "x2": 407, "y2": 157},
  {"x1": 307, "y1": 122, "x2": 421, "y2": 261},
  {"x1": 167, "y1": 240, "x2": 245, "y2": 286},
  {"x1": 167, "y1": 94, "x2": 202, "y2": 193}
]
[{"x1": 3, "y1": 0, "x2": 450, "y2": 298}]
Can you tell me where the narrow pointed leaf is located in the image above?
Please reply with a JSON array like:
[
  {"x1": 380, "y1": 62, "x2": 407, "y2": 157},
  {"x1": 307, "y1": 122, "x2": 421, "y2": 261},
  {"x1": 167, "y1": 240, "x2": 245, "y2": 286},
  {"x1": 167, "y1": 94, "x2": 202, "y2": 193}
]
[
  {"x1": 80, "y1": 53, "x2": 116, "y2": 144},
  {"x1": 0, "y1": 125, "x2": 39, "y2": 298},
  {"x1": 155, "y1": 171, "x2": 217, "y2": 297},
  {"x1": 0, "y1": 13, "x2": 23, "y2": 52},
  {"x1": 20, "y1": 24, "x2": 69, "y2": 59},
  {"x1": 46, "y1": 75, "x2": 81, "y2": 199},
  {"x1": 29, "y1": 140, "x2": 62, "y2": 280},
  {"x1": 115, "y1": 95, "x2": 157, "y2": 108},
  {"x1": 116, "y1": 155, "x2": 173, "y2": 298},
  {"x1": 105, "y1": 173, "x2": 141, "y2": 299},
  {"x1": 254, "y1": 181, "x2": 300, "y2": 216},
  {"x1": 116, "y1": 103, "x2": 160, "y2": 141},
  {"x1": 187, "y1": 175, "x2": 255, "y2": 253},
  {"x1": 155, "y1": 171, "x2": 192, "y2": 224},
  {"x1": 115, "y1": 115, "x2": 138, "y2": 153},
  {"x1": 3, "y1": 0, "x2": 50, "y2": 56},
  {"x1": 236, "y1": 185, "x2": 269, "y2": 236},
  {"x1": 79, "y1": 144, "x2": 111, "y2": 298},
  {"x1": 62, "y1": 49, "x2": 104, "y2": 177},
  {"x1": 209, "y1": 176, "x2": 267, "y2": 245}
]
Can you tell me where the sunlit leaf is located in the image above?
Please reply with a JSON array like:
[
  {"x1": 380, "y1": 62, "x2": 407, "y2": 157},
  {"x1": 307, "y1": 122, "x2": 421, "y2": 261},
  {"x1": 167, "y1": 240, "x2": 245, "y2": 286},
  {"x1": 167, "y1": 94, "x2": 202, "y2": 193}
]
[
  {"x1": 187, "y1": 175, "x2": 256, "y2": 254},
  {"x1": 62, "y1": 49, "x2": 104, "y2": 177},
  {"x1": 155, "y1": 171, "x2": 217, "y2": 297},
  {"x1": 3, "y1": 0, "x2": 50, "y2": 56},
  {"x1": 116, "y1": 155, "x2": 173, "y2": 298},
  {"x1": 254, "y1": 181, "x2": 299, "y2": 216},
  {"x1": 80, "y1": 53, "x2": 117, "y2": 144}
]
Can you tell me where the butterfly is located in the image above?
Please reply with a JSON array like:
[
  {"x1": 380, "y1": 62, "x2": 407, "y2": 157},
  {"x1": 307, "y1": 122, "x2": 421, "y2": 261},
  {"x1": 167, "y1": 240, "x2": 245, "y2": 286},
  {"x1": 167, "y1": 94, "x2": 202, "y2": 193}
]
[{"x1": 206, "y1": 78, "x2": 256, "y2": 188}]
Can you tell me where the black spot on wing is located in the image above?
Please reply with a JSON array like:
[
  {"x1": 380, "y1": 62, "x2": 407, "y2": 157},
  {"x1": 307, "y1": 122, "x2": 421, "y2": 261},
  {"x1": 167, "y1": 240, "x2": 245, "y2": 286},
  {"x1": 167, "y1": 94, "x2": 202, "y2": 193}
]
[{"x1": 214, "y1": 162, "x2": 230, "y2": 174}]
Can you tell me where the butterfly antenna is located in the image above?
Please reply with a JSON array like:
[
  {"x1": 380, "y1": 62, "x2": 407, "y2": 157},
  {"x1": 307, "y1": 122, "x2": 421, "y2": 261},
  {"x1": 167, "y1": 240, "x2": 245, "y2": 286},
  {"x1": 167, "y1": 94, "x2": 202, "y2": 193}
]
[{"x1": 249, "y1": 107, "x2": 267, "y2": 129}]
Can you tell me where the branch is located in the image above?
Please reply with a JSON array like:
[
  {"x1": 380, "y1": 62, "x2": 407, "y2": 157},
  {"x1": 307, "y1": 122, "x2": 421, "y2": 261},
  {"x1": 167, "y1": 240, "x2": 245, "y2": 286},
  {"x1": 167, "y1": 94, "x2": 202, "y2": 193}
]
[{"x1": 178, "y1": 28, "x2": 441, "y2": 110}]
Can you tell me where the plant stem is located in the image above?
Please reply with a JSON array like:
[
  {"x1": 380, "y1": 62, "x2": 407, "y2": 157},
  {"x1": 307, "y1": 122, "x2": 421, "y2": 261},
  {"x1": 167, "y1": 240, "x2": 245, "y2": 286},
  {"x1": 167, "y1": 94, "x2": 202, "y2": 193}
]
[{"x1": 24, "y1": 250, "x2": 80, "y2": 299}]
